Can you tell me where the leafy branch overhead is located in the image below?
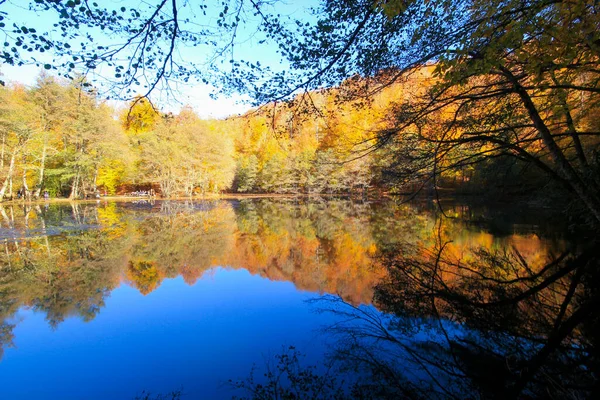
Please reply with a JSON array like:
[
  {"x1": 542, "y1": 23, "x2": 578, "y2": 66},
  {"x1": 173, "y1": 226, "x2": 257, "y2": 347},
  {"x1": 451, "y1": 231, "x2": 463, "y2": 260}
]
[{"x1": 1, "y1": 0, "x2": 264, "y2": 99}]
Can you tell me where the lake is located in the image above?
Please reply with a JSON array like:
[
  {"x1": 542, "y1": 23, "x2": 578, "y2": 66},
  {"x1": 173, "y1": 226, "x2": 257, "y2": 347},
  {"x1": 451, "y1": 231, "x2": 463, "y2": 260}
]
[{"x1": 0, "y1": 198, "x2": 567, "y2": 399}]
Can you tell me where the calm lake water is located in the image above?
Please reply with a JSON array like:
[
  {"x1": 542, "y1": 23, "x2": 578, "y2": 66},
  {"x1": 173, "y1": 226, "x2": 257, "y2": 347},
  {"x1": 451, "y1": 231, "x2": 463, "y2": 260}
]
[{"x1": 0, "y1": 199, "x2": 563, "y2": 399}]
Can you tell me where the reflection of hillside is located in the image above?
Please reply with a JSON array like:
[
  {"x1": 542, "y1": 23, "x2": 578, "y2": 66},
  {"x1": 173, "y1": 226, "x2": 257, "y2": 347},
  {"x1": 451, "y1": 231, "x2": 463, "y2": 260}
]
[
  {"x1": 226, "y1": 200, "x2": 387, "y2": 305},
  {"x1": 0, "y1": 199, "x2": 562, "y2": 358}
]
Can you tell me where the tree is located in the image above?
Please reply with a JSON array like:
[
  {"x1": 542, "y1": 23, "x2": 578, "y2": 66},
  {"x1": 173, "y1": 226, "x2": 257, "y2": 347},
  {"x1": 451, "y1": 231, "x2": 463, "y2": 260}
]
[
  {"x1": 58, "y1": 78, "x2": 122, "y2": 199},
  {"x1": 235, "y1": 154, "x2": 258, "y2": 193},
  {"x1": 121, "y1": 97, "x2": 161, "y2": 136},
  {"x1": 30, "y1": 74, "x2": 66, "y2": 198}
]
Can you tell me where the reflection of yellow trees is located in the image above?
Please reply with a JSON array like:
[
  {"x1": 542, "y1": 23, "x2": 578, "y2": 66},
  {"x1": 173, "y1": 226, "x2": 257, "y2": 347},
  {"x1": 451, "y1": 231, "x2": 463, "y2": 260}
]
[
  {"x1": 441, "y1": 231, "x2": 552, "y2": 271},
  {"x1": 126, "y1": 260, "x2": 162, "y2": 295},
  {"x1": 97, "y1": 202, "x2": 123, "y2": 229},
  {"x1": 417, "y1": 219, "x2": 559, "y2": 283},
  {"x1": 0, "y1": 231, "x2": 125, "y2": 329},
  {"x1": 130, "y1": 202, "x2": 236, "y2": 286},
  {"x1": 0, "y1": 200, "x2": 563, "y2": 349}
]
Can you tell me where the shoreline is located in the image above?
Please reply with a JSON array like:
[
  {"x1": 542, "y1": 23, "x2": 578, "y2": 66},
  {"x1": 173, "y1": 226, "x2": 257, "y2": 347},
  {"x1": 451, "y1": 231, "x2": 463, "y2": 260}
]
[
  {"x1": 0, "y1": 191, "x2": 544, "y2": 207},
  {"x1": 0, "y1": 192, "x2": 379, "y2": 206}
]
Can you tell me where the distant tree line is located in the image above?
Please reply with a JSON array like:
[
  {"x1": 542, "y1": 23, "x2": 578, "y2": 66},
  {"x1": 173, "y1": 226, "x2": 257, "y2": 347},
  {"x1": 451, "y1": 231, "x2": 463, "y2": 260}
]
[
  {"x1": 0, "y1": 73, "x2": 399, "y2": 199},
  {"x1": 2, "y1": 68, "x2": 567, "y2": 201}
]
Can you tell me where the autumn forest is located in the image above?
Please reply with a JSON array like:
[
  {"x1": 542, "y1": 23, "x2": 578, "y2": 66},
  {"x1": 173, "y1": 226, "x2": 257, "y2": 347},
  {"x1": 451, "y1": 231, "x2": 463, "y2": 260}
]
[
  {"x1": 0, "y1": 73, "x2": 371, "y2": 199},
  {"x1": 1, "y1": 66, "x2": 551, "y2": 201}
]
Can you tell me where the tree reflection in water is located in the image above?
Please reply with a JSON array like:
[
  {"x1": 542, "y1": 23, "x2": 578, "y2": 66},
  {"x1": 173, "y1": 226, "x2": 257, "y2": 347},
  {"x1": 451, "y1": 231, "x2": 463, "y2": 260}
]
[
  {"x1": 0, "y1": 199, "x2": 583, "y2": 398},
  {"x1": 308, "y1": 231, "x2": 598, "y2": 399}
]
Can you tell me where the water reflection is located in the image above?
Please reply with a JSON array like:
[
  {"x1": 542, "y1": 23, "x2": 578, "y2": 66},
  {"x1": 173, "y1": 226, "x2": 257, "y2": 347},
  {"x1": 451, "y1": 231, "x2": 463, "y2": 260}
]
[
  {"x1": 307, "y1": 229, "x2": 596, "y2": 399},
  {"x1": 0, "y1": 199, "x2": 568, "y2": 398},
  {"x1": 0, "y1": 201, "x2": 557, "y2": 350}
]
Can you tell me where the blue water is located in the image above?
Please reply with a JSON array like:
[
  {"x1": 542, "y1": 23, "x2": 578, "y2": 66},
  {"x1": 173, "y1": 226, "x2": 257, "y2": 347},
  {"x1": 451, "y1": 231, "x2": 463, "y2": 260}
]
[
  {"x1": 0, "y1": 199, "x2": 563, "y2": 399},
  {"x1": 0, "y1": 268, "x2": 338, "y2": 399}
]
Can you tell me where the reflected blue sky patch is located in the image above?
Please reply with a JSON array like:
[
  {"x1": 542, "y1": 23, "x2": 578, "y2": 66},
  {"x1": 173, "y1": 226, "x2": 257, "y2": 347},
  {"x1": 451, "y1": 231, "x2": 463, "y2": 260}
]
[{"x1": 0, "y1": 268, "x2": 337, "y2": 399}]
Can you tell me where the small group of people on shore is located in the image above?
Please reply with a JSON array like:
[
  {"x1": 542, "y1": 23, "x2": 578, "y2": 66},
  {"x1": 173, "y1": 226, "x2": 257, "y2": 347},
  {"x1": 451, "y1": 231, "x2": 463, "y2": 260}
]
[
  {"x1": 128, "y1": 189, "x2": 156, "y2": 197},
  {"x1": 15, "y1": 188, "x2": 50, "y2": 200}
]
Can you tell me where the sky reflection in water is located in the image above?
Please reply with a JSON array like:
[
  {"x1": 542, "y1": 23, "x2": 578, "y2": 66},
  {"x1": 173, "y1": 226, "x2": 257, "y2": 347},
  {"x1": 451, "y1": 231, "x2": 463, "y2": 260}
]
[{"x1": 2, "y1": 269, "x2": 343, "y2": 399}]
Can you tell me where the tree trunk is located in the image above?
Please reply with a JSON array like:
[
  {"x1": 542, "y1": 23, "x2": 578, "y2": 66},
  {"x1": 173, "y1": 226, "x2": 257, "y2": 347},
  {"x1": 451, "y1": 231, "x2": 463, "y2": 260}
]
[
  {"x1": 499, "y1": 65, "x2": 600, "y2": 223},
  {"x1": 92, "y1": 164, "x2": 99, "y2": 193},
  {"x1": 549, "y1": 72, "x2": 588, "y2": 168},
  {"x1": 34, "y1": 144, "x2": 47, "y2": 199},
  {"x1": 69, "y1": 170, "x2": 80, "y2": 200},
  {"x1": 0, "y1": 133, "x2": 5, "y2": 169},
  {"x1": 22, "y1": 168, "x2": 30, "y2": 200},
  {"x1": 0, "y1": 205, "x2": 11, "y2": 227},
  {"x1": 35, "y1": 205, "x2": 51, "y2": 256},
  {"x1": 71, "y1": 202, "x2": 81, "y2": 224},
  {"x1": 0, "y1": 150, "x2": 17, "y2": 200}
]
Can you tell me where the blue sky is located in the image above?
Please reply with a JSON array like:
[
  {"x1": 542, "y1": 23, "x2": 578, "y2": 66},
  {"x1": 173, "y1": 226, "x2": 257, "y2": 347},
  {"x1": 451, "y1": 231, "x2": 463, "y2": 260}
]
[{"x1": 0, "y1": 0, "x2": 319, "y2": 118}]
